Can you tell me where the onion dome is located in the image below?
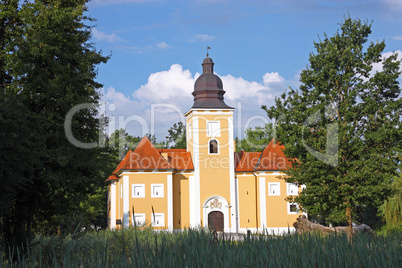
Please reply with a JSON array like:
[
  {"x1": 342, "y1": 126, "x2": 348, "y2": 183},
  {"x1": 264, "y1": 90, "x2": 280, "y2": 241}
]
[{"x1": 191, "y1": 56, "x2": 233, "y2": 109}]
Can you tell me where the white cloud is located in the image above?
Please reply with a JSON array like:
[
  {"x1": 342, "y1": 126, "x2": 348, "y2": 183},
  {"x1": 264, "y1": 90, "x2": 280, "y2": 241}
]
[
  {"x1": 190, "y1": 34, "x2": 216, "y2": 42},
  {"x1": 156, "y1": 41, "x2": 170, "y2": 49},
  {"x1": 371, "y1": 50, "x2": 402, "y2": 77},
  {"x1": 392, "y1": 36, "x2": 402, "y2": 41},
  {"x1": 92, "y1": 28, "x2": 123, "y2": 43},
  {"x1": 133, "y1": 64, "x2": 195, "y2": 102},
  {"x1": 103, "y1": 64, "x2": 294, "y2": 140}
]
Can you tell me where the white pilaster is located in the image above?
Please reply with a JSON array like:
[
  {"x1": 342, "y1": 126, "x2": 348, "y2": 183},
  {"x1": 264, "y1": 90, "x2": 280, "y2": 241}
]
[
  {"x1": 259, "y1": 177, "x2": 267, "y2": 229},
  {"x1": 167, "y1": 174, "x2": 173, "y2": 230},
  {"x1": 228, "y1": 115, "x2": 237, "y2": 232},
  {"x1": 123, "y1": 175, "x2": 129, "y2": 228},
  {"x1": 190, "y1": 115, "x2": 201, "y2": 227},
  {"x1": 110, "y1": 182, "x2": 116, "y2": 230}
]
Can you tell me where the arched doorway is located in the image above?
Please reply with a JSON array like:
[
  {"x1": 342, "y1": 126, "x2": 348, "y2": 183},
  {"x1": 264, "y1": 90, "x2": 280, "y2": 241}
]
[
  {"x1": 203, "y1": 196, "x2": 230, "y2": 231},
  {"x1": 208, "y1": 211, "x2": 224, "y2": 231}
]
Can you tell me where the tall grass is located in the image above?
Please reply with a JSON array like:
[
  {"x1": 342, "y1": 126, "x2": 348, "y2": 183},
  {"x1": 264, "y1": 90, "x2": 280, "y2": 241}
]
[{"x1": 1, "y1": 228, "x2": 400, "y2": 267}]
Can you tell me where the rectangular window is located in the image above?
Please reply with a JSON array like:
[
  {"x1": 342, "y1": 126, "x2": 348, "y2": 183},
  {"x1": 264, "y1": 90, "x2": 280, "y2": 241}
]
[
  {"x1": 132, "y1": 213, "x2": 145, "y2": 227},
  {"x1": 287, "y1": 182, "x2": 299, "y2": 196},
  {"x1": 207, "y1": 121, "x2": 220, "y2": 137},
  {"x1": 151, "y1": 184, "x2": 164, "y2": 198},
  {"x1": 132, "y1": 184, "x2": 145, "y2": 198},
  {"x1": 188, "y1": 123, "x2": 192, "y2": 140},
  {"x1": 287, "y1": 202, "x2": 299, "y2": 214},
  {"x1": 151, "y1": 213, "x2": 165, "y2": 227},
  {"x1": 268, "y1": 182, "x2": 280, "y2": 196}
]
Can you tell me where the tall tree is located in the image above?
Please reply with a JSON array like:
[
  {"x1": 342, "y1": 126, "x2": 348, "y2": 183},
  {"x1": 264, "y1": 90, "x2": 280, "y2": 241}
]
[
  {"x1": 265, "y1": 17, "x2": 401, "y2": 237},
  {"x1": 0, "y1": 0, "x2": 110, "y2": 246}
]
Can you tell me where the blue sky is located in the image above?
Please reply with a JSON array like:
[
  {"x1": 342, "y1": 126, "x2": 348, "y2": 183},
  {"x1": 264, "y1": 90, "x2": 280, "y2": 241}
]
[{"x1": 87, "y1": 0, "x2": 402, "y2": 140}]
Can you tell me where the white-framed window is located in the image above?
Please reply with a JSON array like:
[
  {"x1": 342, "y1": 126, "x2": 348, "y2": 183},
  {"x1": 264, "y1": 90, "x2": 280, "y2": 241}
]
[
  {"x1": 209, "y1": 139, "x2": 219, "y2": 154},
  {"x1": 151, "y1": 184, "x2": 164, "y2": 198},
  {"x1": 132, "y1": 213, "x2": 145, "y2": 226},
  {"x1": 132, "y1": 184, "x2": 145, "y2": 198},
  {"x1": 287, "y1": 182, "x2": 299, "y2": 195},
  {"x1": 151, "y1": 213, "x2": 165, "y2": 227},
  {"x1": 268, "y1": 182, "x2": 280, "y2": 196},
  {"x1": 207, "y1": 121, "x2": 221, "y2": 137},
  {"x1": 287, "y1": 202, "x2": 299, "y2": 214}
]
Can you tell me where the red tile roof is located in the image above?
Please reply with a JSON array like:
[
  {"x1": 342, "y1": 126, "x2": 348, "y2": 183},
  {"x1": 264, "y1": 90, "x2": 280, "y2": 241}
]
[
  {"x1": 235, "y1": 152, "x2": 262, "y2": 172},
  {"x1": 164, "y1": 151, "x2": 194, "y2": 170},
  {"x1": 120, "y1": 136, "x2": 174, "y2": 170},
  {"x1": 234, "y1": 139, "x2": 292, "y2": 172},
  {"x1": 106, "y1": 137, "x2": 194, "y2": 181},
  {"x1": 106, "y1": 150, "x2": 132, "y2": 181},
  {"x1": 254, "y1": 139, "x2": 292, "y2": 171},
  {"x1": 107, "y1": 137, "x2": 292, "y2": 182}
]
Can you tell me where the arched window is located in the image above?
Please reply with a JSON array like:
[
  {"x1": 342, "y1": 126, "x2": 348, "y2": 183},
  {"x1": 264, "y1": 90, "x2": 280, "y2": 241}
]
[{"x1": 209, "y1": 139, "x2": 218, "y2": 154}]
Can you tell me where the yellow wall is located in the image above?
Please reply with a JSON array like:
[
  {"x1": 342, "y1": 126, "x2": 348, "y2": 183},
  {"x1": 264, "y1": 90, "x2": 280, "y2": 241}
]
[
  {"x1": 264, "y1": 173, "x2": 302, "y2": 228},
  {"x1": 126, "y1": 172, "x2": 169, "y2": 228},
  {"x1": 173, "y1": 173, "x2": 191, "y2": 229},
  {"x1": 238, "y1": 175, "x2": 258, "y2": 228}
]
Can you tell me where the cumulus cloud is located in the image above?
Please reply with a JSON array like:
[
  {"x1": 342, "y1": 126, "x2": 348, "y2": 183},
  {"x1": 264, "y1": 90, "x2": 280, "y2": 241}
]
[
  {"x1": 371, "y1": 50, "x2": 402, "y2": 78},
  {"x1": 92, "y1": 28, "x2": 123, "y2": 43},
  {"x1": 103, "y1": 64, "x2": 294, "y2": 140}
]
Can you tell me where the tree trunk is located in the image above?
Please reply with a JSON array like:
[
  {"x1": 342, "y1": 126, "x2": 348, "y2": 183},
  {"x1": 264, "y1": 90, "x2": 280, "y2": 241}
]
[{"x1": 293, "y1": 215, "x2": 372, "y2": 235}]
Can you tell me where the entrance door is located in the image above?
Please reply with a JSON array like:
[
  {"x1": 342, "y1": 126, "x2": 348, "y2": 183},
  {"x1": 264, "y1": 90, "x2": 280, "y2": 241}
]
[{"x1": 208, "y1": 211, "x2": 224, "y2": 231}]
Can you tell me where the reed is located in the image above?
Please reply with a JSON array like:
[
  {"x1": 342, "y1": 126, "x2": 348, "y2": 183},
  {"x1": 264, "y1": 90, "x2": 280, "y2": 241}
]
[{"x1": 1, "y1": 228, "x2": 400, "y2": 267}]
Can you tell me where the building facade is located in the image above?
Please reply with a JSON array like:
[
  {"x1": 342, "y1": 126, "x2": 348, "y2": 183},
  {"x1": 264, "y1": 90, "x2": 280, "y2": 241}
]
[{"x1": 107, "y1": 56, "x2": 303, "y2": 234}]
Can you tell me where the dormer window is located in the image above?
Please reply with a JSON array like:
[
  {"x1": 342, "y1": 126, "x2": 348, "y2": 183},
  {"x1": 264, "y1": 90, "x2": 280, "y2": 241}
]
[{"x1": 209, "y1": 139, "x2": 218, "y2": 154}]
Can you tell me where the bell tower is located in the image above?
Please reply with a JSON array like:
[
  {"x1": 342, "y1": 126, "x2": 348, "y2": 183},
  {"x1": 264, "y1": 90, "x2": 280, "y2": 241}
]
[{"x1": 185, "y1": 54, "x2": 237, "y2": 232}]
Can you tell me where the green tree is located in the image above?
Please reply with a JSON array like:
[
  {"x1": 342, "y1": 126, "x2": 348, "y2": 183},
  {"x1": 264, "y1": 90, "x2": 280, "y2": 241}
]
[
  {"x1": 0, "y1": 0, "x2": 110, "y2": 246},
  {"x1": 237, "y1": 123, "x2": 274, "y2": 152},
  {"x1": 265, "y1": 17, "x2": 401, "y2": 236},
  {"x1": 166, "y1": 121, "x2": 186, "y2": 149},
  {"x1": 378, "y1": 156, "x2": 402, "y2": 227}
]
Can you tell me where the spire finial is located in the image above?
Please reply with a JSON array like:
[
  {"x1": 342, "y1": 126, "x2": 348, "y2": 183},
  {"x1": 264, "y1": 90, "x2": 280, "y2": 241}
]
[{"x1": 206, "y1": 46, "x2": 211, "y2": 57}]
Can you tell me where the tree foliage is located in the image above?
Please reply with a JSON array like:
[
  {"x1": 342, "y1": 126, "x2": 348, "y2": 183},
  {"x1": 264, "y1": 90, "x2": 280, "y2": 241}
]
[
  {"x1": 236, "y1": 123, "x2": 274, "y2": 152},
  {"x1": 166, "y1": 121, "x2": 186, "y2": 149},
  {"x1": 378, "y1": 156, "x2": 402, "y2": 227},
  {"x1": 0, "y1": 0, "x2": 111, "y2": 247},
  {"x1": 265, "y1": 17, "x2": 401, "y2": 231}
]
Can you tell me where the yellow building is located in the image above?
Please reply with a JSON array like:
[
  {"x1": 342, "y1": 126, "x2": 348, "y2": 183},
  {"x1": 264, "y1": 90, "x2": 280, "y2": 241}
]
[{"x1": 107, "y1": 55, "x2": 303, "y2": 234}]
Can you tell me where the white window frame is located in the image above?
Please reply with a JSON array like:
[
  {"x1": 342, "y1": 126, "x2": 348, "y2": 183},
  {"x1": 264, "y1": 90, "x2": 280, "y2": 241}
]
[
  {"x1": 287, "y1": 182, "x2": 299, "y2": 196},
  {"x1": 268, "y1": 182, "x2": 281, "y2": 196},
  {"x1": 208, "y1": 138, "x2": 219, "y2": 155},
  {"x1": 287, "y1": 202, "x2": 299, "y2": 214},
  {"x1": 132, "y1": 184, "x2": 145, "y2": 198},
  {"x1": 132, "y1": 213, "x2": 146, "y2": 227},
  {"x1": 151, "y1": 213, "x2": 165, "y2": 227},
  {"x1": 207, "y1": 121, "x2": 221, "y2": 137},
  {"x1": 151, "y1": 184, "x2": 164, "y2": 198}
]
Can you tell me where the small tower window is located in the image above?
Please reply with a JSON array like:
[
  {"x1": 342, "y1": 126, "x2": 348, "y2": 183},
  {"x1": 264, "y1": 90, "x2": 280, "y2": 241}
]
[{"x1": 209, "y1": 139, "x2": 218, "y2": 154}]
